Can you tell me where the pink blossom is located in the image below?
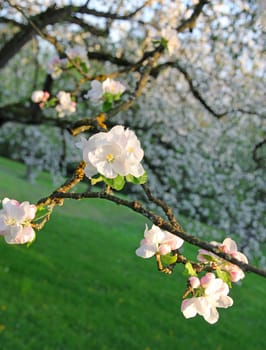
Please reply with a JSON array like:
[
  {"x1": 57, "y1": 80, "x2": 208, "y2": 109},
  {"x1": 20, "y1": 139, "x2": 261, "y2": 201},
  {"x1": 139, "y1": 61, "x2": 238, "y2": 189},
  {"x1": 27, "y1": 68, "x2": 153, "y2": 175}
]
[
  {"x1": 189, "y1": 276, "x2": 200, "y2": 289},
  {"x1": 31, "y1": 90, "x2": 50, "y2": 105},
  {"x1": 181, "y1": 273, "x2": 233, "y2": 324},
  {"x1": 0, "y1": 198, "x2": 37, "y2": 244},
  {"x1": 136, "y1": 224, "x2": 183, "y2": 258},
  {"x1": 197, "y1": 238, "x2": 248, "y2": 282}
]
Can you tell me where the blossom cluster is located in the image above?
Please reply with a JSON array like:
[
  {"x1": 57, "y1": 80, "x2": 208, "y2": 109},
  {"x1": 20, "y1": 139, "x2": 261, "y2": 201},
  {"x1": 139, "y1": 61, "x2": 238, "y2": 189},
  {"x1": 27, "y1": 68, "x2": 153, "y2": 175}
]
[
  {"x1": 0, "y1": 198, "x2": 36, "y2": 244},
  {"x1": 136, "y1": 226, "x2": 248, "y2": 324},
  {"x1": 198, "y1": 238, "x2": 248, "y2": 282},
  {"x1": 77, "y1": 125, "x2": 145, "y2": 180},
  {"x1": 84, "y1": 78, "x2": 126, "y2": 112},
  {"x1": 31, "y1": 90, "x2": 76, "y2": 117},
  {"x1": 181, "y1": 273, "x2": 233, "y2": 324},
  {"x1": 47, "y1": 46, "x2": 89, "y2": 79},
  {"x1": 31, "y1": 79, "x2": 125, "y2": 119}
]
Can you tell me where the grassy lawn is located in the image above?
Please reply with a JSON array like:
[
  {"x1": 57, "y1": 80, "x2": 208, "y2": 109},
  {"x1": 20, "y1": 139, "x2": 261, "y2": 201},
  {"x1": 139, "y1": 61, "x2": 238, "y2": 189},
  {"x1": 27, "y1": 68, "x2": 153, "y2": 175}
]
[{"x1": 0, "y1": 156, "x2": 265, "y2": 350}]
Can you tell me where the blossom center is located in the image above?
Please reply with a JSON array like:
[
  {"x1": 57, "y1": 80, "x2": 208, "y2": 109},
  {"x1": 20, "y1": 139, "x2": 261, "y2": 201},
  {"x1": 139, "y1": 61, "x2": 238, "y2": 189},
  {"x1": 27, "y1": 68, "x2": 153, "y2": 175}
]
[
  {"x1": 5, "y1": 217, "x2": 17, "y2": 226},
  {"x1": 106, "y1": 153, "x2": 115, "y2": 163}
]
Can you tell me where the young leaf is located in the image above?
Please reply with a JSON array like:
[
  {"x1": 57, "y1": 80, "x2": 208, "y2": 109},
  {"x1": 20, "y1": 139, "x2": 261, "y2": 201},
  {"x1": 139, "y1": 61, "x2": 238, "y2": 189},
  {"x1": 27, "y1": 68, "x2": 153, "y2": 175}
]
[
  {"x1": 80, "y1": 61, "x2": 89, "y2": 74},
  {"x1": 160, "y1": 37, "x2": 169, "y2": 49},
  {"x1": 103, "y1": 175, "x2": 125, "y2": 191},
  {"x1": 33, "y1": 206, "x2": 50, "y2": 222},
  {"x1": 126, "y1": 172, "x2": 148, "y2": 185},
  {"x1": 216, "y1": 268, "x2": 232, "y2": 288},
  {"x1": 102, "y1": 100, "x2": 113, "y2": 112},
  {"x1": 200, "y1": 254, "x2": 216, "y2": 262},
  {"x1": 44, "y1": 97, "x2": 57, "y2": 108},
  {"x1": 184, "y1": 262, "x2": 197, "y2": 276},
  {"x1": 91, "y1": 175, "x2": 104, "y2": 186},
  {"x1": 161, "y1": 253, "x2": 177, "y2": 265}
]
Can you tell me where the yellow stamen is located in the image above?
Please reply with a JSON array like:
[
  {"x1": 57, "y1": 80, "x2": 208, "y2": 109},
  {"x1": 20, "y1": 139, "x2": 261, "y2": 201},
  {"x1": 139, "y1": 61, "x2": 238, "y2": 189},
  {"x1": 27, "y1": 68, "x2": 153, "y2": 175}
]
[{"x1": 106, "y1": 153, "x2": 115, "y2": 162}]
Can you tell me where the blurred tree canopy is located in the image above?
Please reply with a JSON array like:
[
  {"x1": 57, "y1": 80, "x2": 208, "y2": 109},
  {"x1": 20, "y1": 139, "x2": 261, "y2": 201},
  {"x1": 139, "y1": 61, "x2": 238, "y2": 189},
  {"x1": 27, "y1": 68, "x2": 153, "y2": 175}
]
[{"x1": 0, "y1": 0, "x2": 265, "y2": 263}]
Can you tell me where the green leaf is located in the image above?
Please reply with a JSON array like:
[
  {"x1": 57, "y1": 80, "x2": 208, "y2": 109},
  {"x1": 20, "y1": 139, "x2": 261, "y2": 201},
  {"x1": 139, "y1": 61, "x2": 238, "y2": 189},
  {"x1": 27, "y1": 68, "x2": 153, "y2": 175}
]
[
  {"x1": 126, "y1": 172, "x2": 148, "y2": 185},
  {"x1": 103, "y1": 175, "x2": 125, "y2": 191},
  {"x1": 152, "y1": 39, "x2": 161, "y2": 46},
  {"x1": 184, "y1": 262, "x2": 197, "y2": 277},
  {"x1": 216, "y1": 268, "x2": 232, "y2": 288},
  {"x1": 66, "y1": 61, "x2": 73, "y2": 69},
  {"x1": 103, "y1": 93, "x2": 115, "y2": 103},
  {"x1": 44, "y1": 98, "x2": 57, "y2": 108},
  {"x1": 161, "y1": 253, "x2": 177, "y2": 265},
  {"x1": 200, "y1": 254, "x2": 216, "y2": 262},
  {"x1": 33, "y1": 206, "x2": 50, "y2": 222},
  {"x1": 160, "y1": 37, "x2": 168, "y2": 49},
  {"x1": 102, "y1": 100, "x2": 113, "y2": 112},
  {"x1": 113, "y1": 93, "x2": 123, "y2": 101},
  {"x1": 80, "y1": 61, "x2": 89, "y2": 74},
  {"x1": 91, "y1": 175, "x2": 104, "y2": 186}
]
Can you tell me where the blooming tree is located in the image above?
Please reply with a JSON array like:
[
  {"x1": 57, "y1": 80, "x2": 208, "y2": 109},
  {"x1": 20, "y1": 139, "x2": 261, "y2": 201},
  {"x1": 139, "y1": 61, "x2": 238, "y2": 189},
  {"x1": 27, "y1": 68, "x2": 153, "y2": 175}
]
[{"x1": 0, "y1": 0, "x2": 265, "y2": 324}]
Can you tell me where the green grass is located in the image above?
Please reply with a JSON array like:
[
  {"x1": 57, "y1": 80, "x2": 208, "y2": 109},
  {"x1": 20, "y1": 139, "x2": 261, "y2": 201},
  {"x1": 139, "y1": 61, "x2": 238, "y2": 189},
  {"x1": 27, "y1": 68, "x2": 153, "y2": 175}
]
[{"x1": 0, "y1": 156, "x2": 265, "y2": 350}]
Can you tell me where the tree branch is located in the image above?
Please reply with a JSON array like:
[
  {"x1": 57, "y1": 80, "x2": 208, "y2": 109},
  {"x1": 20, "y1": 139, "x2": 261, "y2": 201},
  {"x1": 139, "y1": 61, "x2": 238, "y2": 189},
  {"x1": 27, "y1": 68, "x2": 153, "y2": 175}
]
[
  {"x1": 252, "y1": 138, "x2": 266, "y2": 165},
  {"x1": 37, "y1": 181, "x2": 266, "y2": 278},
  {"x1": 176, "y1": 0, "x2": 209, "y2": 33},
  {"x1": 151, "y1": 61, "x2": 226, "y2": 118}
]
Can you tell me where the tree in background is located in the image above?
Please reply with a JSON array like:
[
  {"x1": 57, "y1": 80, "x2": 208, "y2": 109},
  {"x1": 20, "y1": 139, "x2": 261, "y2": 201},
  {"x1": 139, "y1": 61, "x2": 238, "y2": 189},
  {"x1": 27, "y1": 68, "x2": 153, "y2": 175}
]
[{"x1": 0, "y1": 0, "x2": 265, "y2": 324}]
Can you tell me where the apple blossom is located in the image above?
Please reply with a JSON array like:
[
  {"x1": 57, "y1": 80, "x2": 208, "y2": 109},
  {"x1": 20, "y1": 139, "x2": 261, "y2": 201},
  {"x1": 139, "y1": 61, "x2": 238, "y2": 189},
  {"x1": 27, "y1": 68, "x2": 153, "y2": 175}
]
[
  {"x1": 55, "y1": 91, "x2": 76, "y2": 118},
  {"x1": 84, "y1": 80, "x2": 103, "y2": 100},
  {"x1": 77, "y1": 125, "x2": 145, "y2": 179},
  {"x1": 161, "y1": 27, "x2": 180, "y2": 56},
  {"x1": 46, "y1": 56, "x2": 68, "y2": 79},
  {"x1": 197, "y1": 238, "x2": 248, "y2": 282},
  {"x1": 189, "y1": 276, "x2": 200, "y2": 289},
  {"x1": 31, "y1": 90, "x2": 50, "y2": 104},
  {"x1": 0, "y1": 198, "x2": 37, "y2": 244},
  {"x1": 66, "y1": 45, "x2": 89, "y2": 64},
  {"x1": 136, "y1": 224, "x2": 184, "y2": 258},
  {"x1": 84, "y1": 78, "x2": 126, "y2": 100},
  {"x1": 102, "y1": 78, "x2": 126, "y2": 96},
  {"x1": 181, "y1": 273, "x2": 233, "y2": 324}
]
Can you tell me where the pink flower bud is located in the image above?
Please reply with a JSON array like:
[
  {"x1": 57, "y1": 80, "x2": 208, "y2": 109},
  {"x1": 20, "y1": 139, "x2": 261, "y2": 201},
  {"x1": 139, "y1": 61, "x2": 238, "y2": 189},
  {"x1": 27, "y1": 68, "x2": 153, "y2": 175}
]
[
  {"x1": 189, "y1": 276, "x2": 200, "y2": 289},
  {"x1": 200, "y1": 273, "x2": 215, "y2": 288}
]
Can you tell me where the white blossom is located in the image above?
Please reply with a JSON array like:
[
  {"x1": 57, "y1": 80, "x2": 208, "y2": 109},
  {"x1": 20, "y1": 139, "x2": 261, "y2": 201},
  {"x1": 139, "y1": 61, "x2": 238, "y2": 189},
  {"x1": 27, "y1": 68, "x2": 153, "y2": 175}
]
[
  {"x1": 0, "y1": 198, "x2": 36, "y2": 244},
  {"x1": 84, "y1": 80, "x2": 103, "y2": 100},
  {"x1": 84, "y1": 78, "x2": 126, "y2": 100},
  {"x1": 102, "y1": 78, "x2": 126, "y2": 95},
  {"x1": 46, "y1": 56, "x2": 68, "y2": 79},
  {"x1": 66, "y1": 45, "x2": 89, "y2": 63},
  {"x1": 161, "y1": 27, "x2": 180, "y2": 56},
  {"x1": 136, "y1": 224, "x2": 184, "y2": 258},
  {"x1": 55, "y1": 91, "x2": 76, "y2": 118},
  {"x1": 31, "y1": 90, "x2": 50, "y2": 103},
  {"x1": 77, "y1": 125, "x2": 145, "y2": 179}
]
